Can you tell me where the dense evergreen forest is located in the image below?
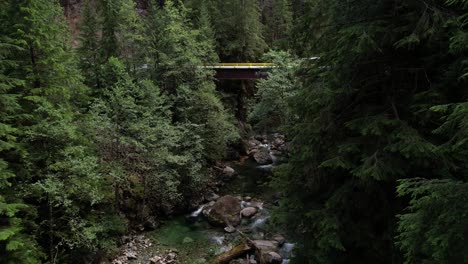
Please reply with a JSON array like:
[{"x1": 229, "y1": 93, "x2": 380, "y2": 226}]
[{"x1": 0, "y1": 0, "x2": 466, "y2": 263}]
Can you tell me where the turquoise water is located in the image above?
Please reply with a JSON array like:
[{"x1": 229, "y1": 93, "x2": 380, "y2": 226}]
[{"x1": 133, "y1": 158, "x2": 278, "y2": 263}]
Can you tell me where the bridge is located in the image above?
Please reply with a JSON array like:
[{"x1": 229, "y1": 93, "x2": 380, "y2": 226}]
[{"x1": 203, "y1": 63, "x2": 276, "y2": 80}]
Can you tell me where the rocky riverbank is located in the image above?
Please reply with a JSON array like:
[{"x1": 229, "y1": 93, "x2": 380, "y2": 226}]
[{"x1": 109, "y1": 134, "x2": 292, "y2": 264}]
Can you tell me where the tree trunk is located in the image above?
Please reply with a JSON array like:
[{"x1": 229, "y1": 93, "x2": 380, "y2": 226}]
[{"x1": 209, "y1": 241, "x2": 253, "y2": 264}]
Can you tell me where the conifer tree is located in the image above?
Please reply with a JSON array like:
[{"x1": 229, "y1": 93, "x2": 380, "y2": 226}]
[
  {"x1": 4, "y1": 0, "x2": 124, "y2": 262},
  {"x1": 101, "y1": 0, "x2": 120, "y2": 60},
  {"x1": 210, "y1": 0, "x2": 267, "y2": 61},
  {"x1": 0, "y1": 6, "x2": 43, "y2": 262},
  {"x1": 249, "y1": 51, "x2": 297, "y2": 132},
  {"x1": 262, "y1": 0, "x2": 293, "y2": 49},
  {"x1": 274, "y1": 0, "x2": 468, "y2": 263},
  {"x1": 146, "y1": 0, "x2": 237, "y2": 160},
  {"x1": 79, "y1": 0, "x2": 101, "y2": 88}
]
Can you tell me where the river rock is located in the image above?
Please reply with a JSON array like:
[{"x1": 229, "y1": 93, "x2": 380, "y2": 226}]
[
  {"x1": 124, "y1": 249, "x2": 138, "y2": 259},
  {"x1": 253, "y1": 240, "x2": 279, "y2": 252},
  {"x1": 229, "y1": 259, "x2": 246, "y2": 264},
  {"x1": 223, "y1": 166, "x2": 236, "y2": 175},
  {"x1": 249, "y1": 138, "x2": 262, "y2": 147},
  {"x1": 241, "y1": 207, "x2": 257, "y2": 218},
  {"x1": 272, "y1": 235, "x2": 286, "y2": 246},
  {"x1": 203, "y1": 195, "x2": 241, "y2": 227},
  {"x1": 205, "y1": 192, "x2": 220, "y2": 202},
  {"x1": 263, "y1": 251, "x2": 282, "y2": 264},
  {"x1": 253, "y1": 147, "x2": 273, "y2": 165},
  {"x1": 224, "y1": 225, "x2": 236, "y2": 233}
]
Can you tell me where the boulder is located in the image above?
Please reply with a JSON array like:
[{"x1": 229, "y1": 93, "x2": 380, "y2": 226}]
[
  {"x1": 272, "y1": 235, "x2": 286, "y2": 246},
  {"x1": 224, "y1": 225, "x2": 236, "y2": 233},
  {"x1": 241, "y1": 207, "x2": 257, "y2": 218},
  {"x1": 206, "y1": 193, "x2": 221, "y2": 202},
  {"x1": 252, "y1": 240, "x2": 279, "y2": 252},
  {"x1": 248, "y1": 138, "x2": 262, "y2": 147},
  {"x1": 273, "y1": 138, "x2": 285, "y2": 148},
  {"x1": 263, "y1": 252, "x2": 282, "y2": 264},
  {"x1": 223, "y1": 166, "x2": 236, "y2": 176},
  {"x1": 229, "y1": 259, "x2": 246, "y2": 264},
  {"x1": 253, "y1": 147, "x2": 273, "y2": 165},
  {"x1": 203, "y1": 195, "x2": 242, "y2": 227}
]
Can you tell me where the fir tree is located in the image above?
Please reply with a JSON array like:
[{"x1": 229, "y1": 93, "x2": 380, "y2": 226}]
[
  {"x1": 78, "y1": 0, "x2": 101, "y2": 89},
  {"x1": 6, "y1": 0, "x2": 124, "y2": 262},
  {"x1": 273, "y1": 0, "x2": 468, "y2": 263}
]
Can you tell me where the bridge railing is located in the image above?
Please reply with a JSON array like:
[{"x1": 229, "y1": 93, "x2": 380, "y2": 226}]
[{"x1": 202, "y1": 63, "x2": 276, "y2": 69}]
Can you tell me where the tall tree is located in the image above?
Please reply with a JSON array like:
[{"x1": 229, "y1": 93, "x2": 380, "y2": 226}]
[
  {"x1": 146, "y1": 0, "x2": 237, "y2": 161},
  {"x1": 4, "y1": 0, "x2": 124, "y2": 262},
  {"x1": 210, "y1": 0, "x2": 267, "y2": 61},
  {"x1": 274, "y1": 0, "x2": 468, "y2": 263},
  {"x1": 0, "y1": 4, "x2": 43, "y2": 262},
  {"x1": 262, "y1": 0, "x2": 293, "y2": 49},
  {"x1": 78, "y1": 0, "x2": 101, "y2": 88}
]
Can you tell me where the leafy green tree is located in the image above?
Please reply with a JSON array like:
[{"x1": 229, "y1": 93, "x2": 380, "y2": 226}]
[{"x1": 249, "y1": 50, "x2": 297, "y2": 132}]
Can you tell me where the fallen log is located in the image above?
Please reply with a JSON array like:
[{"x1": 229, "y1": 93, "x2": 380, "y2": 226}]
[{"x1": 209, "y1": 241, "x2": 253, "y2": 264}]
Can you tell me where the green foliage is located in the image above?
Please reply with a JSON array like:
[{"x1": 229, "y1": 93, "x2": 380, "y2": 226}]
[
  {"x1": 0, "y1": 0, "x2": 125, "y2": 262},
  {"x1": 78, "y1": 0, "x2": 101, "y2": 88},
  {"x1": 208, "y1": 0, "x2": 267, "y2": 61},
  {"x1": 146, "y1": 0, "x2": 238, "y2": 162},
  {"x1": 396, "y1": 178, "x2": 468, "y2": 264},
  {"x1": 262, "y1": 0, "x2": 293, "y2": 49},
  {"x1": 249, "y1": 50, "x2": 298, "y2": 132},
  {"x1": 273, "y1": 0, "x2": 468, "y2": 263}
]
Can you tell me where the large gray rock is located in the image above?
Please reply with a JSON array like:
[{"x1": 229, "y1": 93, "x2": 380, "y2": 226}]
[
  {"x1": 272, "y1": 234, "x2": 286, "y2": 246},
  {"x1": 223, "y1": 166, "x2": 236, "y2": 176},
  {"x1": 241, "y1": 207, "x2": 257, "y2": 218},
  {"x1": 253, "y1": 240, "x2": 279, "y2": 252},
  {"x1": 253, "y1": 240, "x2": 281, "y2": 264},
  {"x1": 253, "y1": 146, "x2": 273, "y2": 165},
  {"x1": 203, "y1": 195, "x2": 241, "y2": 227},
  {"x1": 263, "y1": 251, "x2": 282, "y2": 264}
]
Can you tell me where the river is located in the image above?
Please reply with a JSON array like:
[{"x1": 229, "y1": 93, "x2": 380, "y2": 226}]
[{"x1": 122, "y1": 138, "x2": 294, "y2": 264}]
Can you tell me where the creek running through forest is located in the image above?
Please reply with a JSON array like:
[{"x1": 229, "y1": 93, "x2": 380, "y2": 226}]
[{"x1": 116, "y1": 136, "x2": 295, "y2": 264}]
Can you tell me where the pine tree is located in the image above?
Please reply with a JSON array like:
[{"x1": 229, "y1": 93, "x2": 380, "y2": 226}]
[
  {"x1": 262, "y1": 0, "x2": 293, "y2": 49},
  {"x1": 5, "y1": 0, "x2": 124, "y2": 262},
  {"x1": 101, "y1": 0, "x2": 120, "y2": 60},
  {"x1": 78, "y1": 0, "x2": 101, "y2": 89},
  {"x1": 273, "y1": 0, "x2": 468, "y2": 263},
  {"x1": 116, "y1": 0, "x2": 145, "y2": 72},
  {"x1": 211, "y1": 0, "x2": 267, "y2": 61},
  {"x1": 0, "y1": 6, "x2": 43, "y2": 262},
  {"x1": 146, "y1": 0, "x2": 237, "y2": 189},
  {"x1": 195, "y1": 1, "x2": 219, "y2": 64},
  {"x1": 249, "y1": 50, "x2": 297, "y2": 132}
]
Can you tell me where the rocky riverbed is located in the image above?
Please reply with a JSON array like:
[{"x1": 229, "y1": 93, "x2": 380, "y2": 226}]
[{"x1": 110, "y1": 134, "x2": 292, "y2": 264}]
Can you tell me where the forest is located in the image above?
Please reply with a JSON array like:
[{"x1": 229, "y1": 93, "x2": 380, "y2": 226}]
[{"x1": 0, "y1": 0, "x2": 467, "y2": 263}]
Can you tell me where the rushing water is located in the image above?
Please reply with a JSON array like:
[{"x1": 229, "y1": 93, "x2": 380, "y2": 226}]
[{"x1": 133, "y1": 145, "x2": 294, "y2": 263}]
